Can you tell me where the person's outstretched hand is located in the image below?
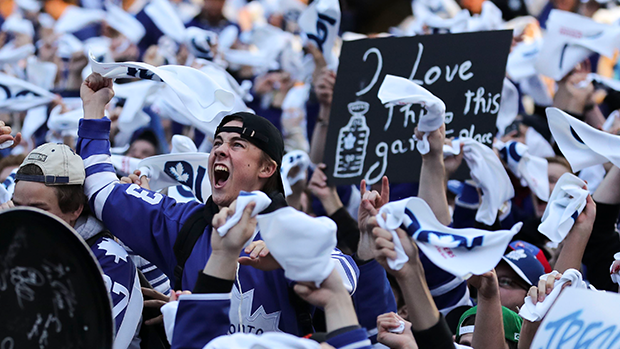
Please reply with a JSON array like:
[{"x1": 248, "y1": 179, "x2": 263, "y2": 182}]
[
  {"x1": 238, "y1": 240, "x2": 281, "y2": 271},
  {"x1": 357, "y1": 176, "x2": 389, "y2": 260},
  {"x1": 377, "y1": 312, "x2": 417, "y2": 349}
]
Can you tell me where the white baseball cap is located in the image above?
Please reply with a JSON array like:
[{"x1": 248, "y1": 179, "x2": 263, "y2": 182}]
[{"x1": 17, "y1": 143, "x2": 85, "y2": 185}]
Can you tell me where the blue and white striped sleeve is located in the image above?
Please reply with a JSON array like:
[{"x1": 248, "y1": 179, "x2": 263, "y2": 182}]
[
  {"x1": 76, "y1": 117, "x2": 205, "y2": 279},
  {"x1": 331, "y1": 249, "x2": 360, "y2": 295}
]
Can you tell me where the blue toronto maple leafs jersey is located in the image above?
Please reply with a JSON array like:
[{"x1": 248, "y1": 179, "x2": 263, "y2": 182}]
[
  {"x1": 91, "y1": 236, "x2": 143, "y2": 349},
  {"x1": 76, "y1": 118, "x2": 359, "y2": 336}
]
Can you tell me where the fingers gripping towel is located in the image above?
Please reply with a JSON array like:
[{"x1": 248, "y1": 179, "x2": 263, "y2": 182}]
[
  {"x1": 89, "y1": 52, "x2": 236, "y2": 125},
  {"x1": 519, "y1": 269, "x2": 586, "y2": 322},
  {"x1": 449, "y1": 138, "x2": 515, "y2": 225},
  {"x1": 257, "y1": 207, "x2": 337, "y2": 287},
  {"x1": 217, "y1": 191, "x2": 272, "y2": 237},
  {"x1": 378, "y1": 75, "x2": 446, "y2": 155},
  {"x1": 496, "y1": 140, "x2": 550, "y2": 201},
  {"x1": 538, "y1": 173, "x2": 587, "y2": 243},
  {"x1": 546, "y1": 107, "x2": 620, "y2": 171},
  {"x1": 281, "y1": 150, "x2": 311, "y2": 197},
  {"x1": 137, "y1": 153, "x2": 212, "y2": 203},
  {"x1": 377, "y1": 197, "x2": 522, "y2": 276}
]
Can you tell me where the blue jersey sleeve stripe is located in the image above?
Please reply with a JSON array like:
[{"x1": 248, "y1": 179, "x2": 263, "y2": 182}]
[
  {"x1": 86, "y1": 162, "x2": 116, "y2": 177},
  {"x1": 78, "y1": 118, "x2": 112, "y2": 140}
]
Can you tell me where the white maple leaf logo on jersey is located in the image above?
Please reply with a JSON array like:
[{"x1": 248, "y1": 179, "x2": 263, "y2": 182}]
[
  {"x1": 229, "y1": 287, "x2": 282, "y2": 334},
  {"x1": 169, "y1": 163, "x2": 189, "y2": 182},
  {"x1": 97, "y1": 237, "x2": 129, "y2": 264}
]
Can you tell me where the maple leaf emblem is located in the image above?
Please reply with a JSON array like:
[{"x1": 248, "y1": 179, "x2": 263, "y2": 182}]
[
  {"x1": 169, "y1": 163, "x2": 189, "y2": 182},
  {"x1": 97, "y1": 237, "x2": 129, "y2": 264}
]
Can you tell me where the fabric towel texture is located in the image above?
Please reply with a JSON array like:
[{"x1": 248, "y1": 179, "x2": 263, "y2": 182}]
[
  {"x1": 538, "y1": 173, "x2": 587, "y2": 243},
  {"x1": 257, "y1": 206, "x2": 337, "y2": 287},
  {"x1": 519, "y1": 269, "x2": 586, "y2": 322},
  {"x1": 377, "y1": 197, "x2": 522, "y2": 276},
  {"x1": 217, "y1": 191, "x2": 272, "y2": 237},
  {"x1": 496, "y1": 140, "x2": 549, "y2": 201}
]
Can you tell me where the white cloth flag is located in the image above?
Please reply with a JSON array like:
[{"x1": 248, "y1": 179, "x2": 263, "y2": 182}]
[
  {"x1": 538, "y1": 173, "x2": 587, "y2": 243},
  {"x1": 113, "y1": 80, "x2": 160, "y2": 134},
  {"x1": 217, "y1": 191, "x2": 272, "y2": 237},
  {"x1": 546, "y1": 107, "x2": 620, "y2": 171},
  {"x1": 610, "y1": 252, "x2": 620, "y2": 284},
  {"x1": 0, "y1": 72, "x2": 56, "y2": 111},
  {"x1": 205, "y1": 332, "x2": 320, "y2": 349},
  {"x1": 376, "y1": 197, "x2": 522, "y2": 276},
  {"x1": 378, "y1": 75, "x2": 446, "y2": 155},
  {"x1": 447, "y1": 138, "x2": 515, "y2": 225},
  {"x1": 258, "y1": 207, "x2": 337, "y2": 287},
  {"x1": 90, "y1": 52, "x2": 236, "y2": 126},
  {"x1": 138, "y1": 153, "x2": 212, "y2": 203},
  {"x1": 519, "y1": 269, "x2": 586, "y2": 322},
  {"x1": 298, "y1": 0, "x2": 341, "y2": 70},
  {"x1": 496, "y1": 78, "x2": 519, "y2": 137},
  {"x1": 496, "y1": 140, "x2": 550, "y2": 201},
  {"x1": 281, "y1": 150, "x2": 311, "y2": 197},
  {"x1": 536, "y1": 10, "x2": 620, "y2": 80}
]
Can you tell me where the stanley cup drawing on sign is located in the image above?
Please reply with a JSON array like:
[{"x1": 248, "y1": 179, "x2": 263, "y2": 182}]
[{"x1": 333, "y1": 101, "x2": 371, "y2": 178}]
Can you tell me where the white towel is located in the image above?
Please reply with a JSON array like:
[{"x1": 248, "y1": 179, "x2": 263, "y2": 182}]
[
  {"x1": 47, "y1": 105, "x2": 83, "y2": 134},
  {"x1": 26, "y1": 56, "x2": 58, "y2": 91},
  {"x1": 110, "y1": 155, "x2": 141, "y2": 176},
  {"x1": 0, "y1": 182, "x2": 10, "y2": 204},
  {"x1": 281, "y1": 150, "x2": 311, "y2": 197},
  {"x1": 376, "y1": 197, "x2": 522, "y2": 276},
  {"x1": 217, "y1": 191, "x2": 272, "y2": 237},
  {"x1": 496, "y1": 78, "x2": 519, "y2": 137},
  {"x1": 583, "y1": 73, "x2": 620, "y2": 92},
  {"x1": 414, "y1": 1, "x2": 502, "y2": 34},
  {"x1": 185, "y1": 27, "x2": 218, "y2": 60},
  {"x1": 113, "y1": 80, "x2": 160, "y2": 135},
  {"x1": 57, "y1": 33, "x2": 84, "y2": 59},
  {"x1": 496, "y1": 140, "x2": 550, "y2": 201},
  {"x1": 2, "y1": 14, "x2": 35, "y2": 38},
  {"x1": 171, "y1": 135, "x2": 198, "y2": 154},
  {"x1": 54, "y1": 6, "x2": 106, "y2": 34},
  {"x1": 519, "y1": 269, "x2": 586, "y2": 322},
  {"x1": 610, "y1": 252, "x2": 620, "y2": 284},
  {"x1": 144, "y1": 0, "x2": 187, "y2": 43},
  {"x1": 205, "y1": 332, "x2": 320, "y2": 349},
  {"x1": 506, "y1": 39, "x2": 541, "y2": 81},
  {"x1": 20, "y1": 106, "x2": 49, "y2": 141},
  {"x1": 298, "y1": 0, "x2": 341, "y2": 70},
  {"x1": 538, "y1": 173, "x2": 587, "y2": 243},
  {"x1": 257, "y1": 207, "x2": 337, "y2": 287},
  {"x1": 104, "y1": 1, "x2": 146, "y2": 44},
  {"x1": 546, "y1": 107, "x2": 620, "y2": 171},
  {"x1": 378, "y1": 75, "x2": 446, "y2": 155},
  {"x1": 0, "y1": 43, "x2": 35, "y2": 64},
  {"x1": 452, "y1": 138, "x2": 515, "y2": 225},
  {"x1": 535, "y1": 10, "x2": 620, "y2": 80},
  {"x1": 0, "y1": 72, "x2": 56, "y2": 111},
  {"x1": 90, "y1": 52, "x2": 236, "y2": 126},
  {"x1": 137, "y1": 153, "x2": 211, "y2": 203}
]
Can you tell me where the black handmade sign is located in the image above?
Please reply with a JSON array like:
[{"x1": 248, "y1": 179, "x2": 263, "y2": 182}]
[
  {"x1": 0, "y1": 207, "x2": 113, "y2": 349},
  {"x1": 323, "y1": 30, "x2": 513, "y2": 185}
]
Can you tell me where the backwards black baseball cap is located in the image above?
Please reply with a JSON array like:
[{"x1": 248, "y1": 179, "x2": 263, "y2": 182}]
[{"x1": 215, "y1": 112, "x2": 285, "y2": 194}]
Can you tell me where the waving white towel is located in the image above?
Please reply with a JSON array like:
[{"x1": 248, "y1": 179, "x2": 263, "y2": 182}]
[
  {"x1": 113, "y1": 80, "x2": 159, "y2": 134},
  {"x1": 377, "y1": 197, "x2": 522, "y2": 276},
  {"x1": 546, "y1": 107, "x2": 620, "y2": 171},
  {"x1": 138, "y1": 153, "x2": 211, "y2": 203},
  {"x1": 496, "y1": 140, "x2": 550, "y2": 201},
  {"x1": 539, "y1": 173, "x2": 587, "y2": 243},
  {"x1": 257, "y1": 207, "x2": 336, "y2": 287},
  {"x1": 89, "y1": 52, "x2": 236, "y2": 126},
  {"x1": 205, "y1": 332, "x2": 320, "y2": 349},
  {"x1": 535, "y1": 10, "x2": 620, "y2": 80},
  {"x1": 519, "y1": 269, "x2": 587, "y2": 322},
  {"x1": 0, "y1": 72, "x2": 56, "y2": 111},
  {"x1": 217, "y1": 191, "x2": 272, "y2": 237},
  {"x1": 298, "y1": 0, "x2": 341, "y2": 70},
  {"x1": 281, "y1": 150, "x2": 311, "y2": 197},
  {"x1": 496, "y1": 78, "x2": 519, "y2": 137},
  {"x1": 0, "y1": 43, "x2": 35, "y2": 64},
  {"x1": 378, "y1": 75, "x2": 446, "y2": 155},
  {"x1": 449, "y1": 138, "x2": 515, "y2": 225}
]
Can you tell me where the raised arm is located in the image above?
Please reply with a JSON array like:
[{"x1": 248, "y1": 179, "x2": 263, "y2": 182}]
[
  {"x1": 417, "y1": 124, "x2": 451, "y2": 225},
  {"x1": 468, "y1": 271, "x2": 507, "y2": 349}
]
